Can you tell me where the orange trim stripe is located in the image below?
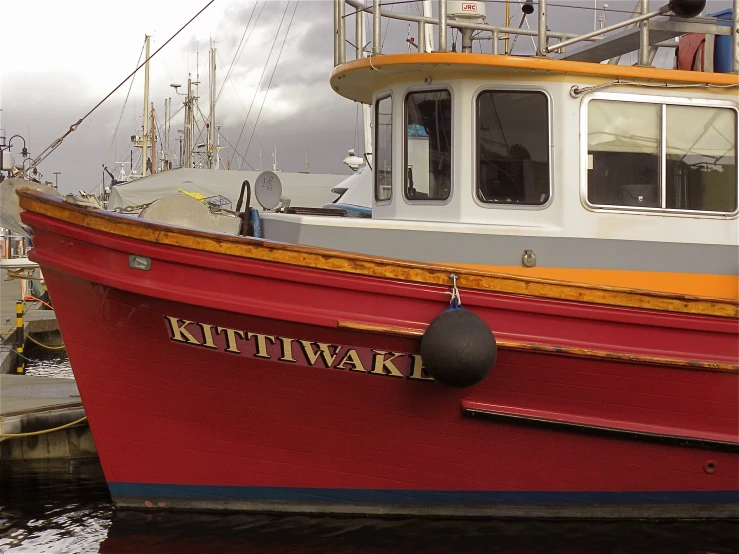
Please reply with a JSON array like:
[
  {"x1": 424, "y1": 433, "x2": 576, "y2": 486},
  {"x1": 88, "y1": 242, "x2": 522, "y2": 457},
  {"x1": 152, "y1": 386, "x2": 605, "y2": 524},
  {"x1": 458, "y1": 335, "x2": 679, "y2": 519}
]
[
  {"x1": 453, "y1": 265, "x2": 739, "y2": 302},
  {"x1": 331, "y1": 53, "x2": 739, "y2": 86}
]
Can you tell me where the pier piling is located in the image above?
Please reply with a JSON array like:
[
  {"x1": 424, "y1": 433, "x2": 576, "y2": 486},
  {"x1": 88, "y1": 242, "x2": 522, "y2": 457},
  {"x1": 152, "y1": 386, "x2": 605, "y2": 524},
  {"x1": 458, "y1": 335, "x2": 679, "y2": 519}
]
[{"x1": 15, "y1": 300, "x2": 25, "y2": 375}]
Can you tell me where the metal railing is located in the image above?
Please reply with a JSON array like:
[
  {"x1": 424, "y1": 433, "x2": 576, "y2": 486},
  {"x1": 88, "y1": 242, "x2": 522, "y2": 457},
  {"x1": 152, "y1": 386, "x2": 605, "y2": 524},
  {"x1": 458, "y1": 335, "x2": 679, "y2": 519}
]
[{"x1": 334, "y1": 0, "x2": 739, "y2": 73}]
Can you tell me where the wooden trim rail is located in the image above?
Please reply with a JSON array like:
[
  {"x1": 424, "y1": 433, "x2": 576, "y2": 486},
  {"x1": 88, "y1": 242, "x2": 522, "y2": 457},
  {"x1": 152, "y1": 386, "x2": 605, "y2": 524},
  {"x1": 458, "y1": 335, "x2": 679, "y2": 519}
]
[
  {"x1": 17, "y1": 190, "x2": 739, "y2": 319},
  {"x1": 336, "y1": 320, "x2": 739, "y2": 372}
]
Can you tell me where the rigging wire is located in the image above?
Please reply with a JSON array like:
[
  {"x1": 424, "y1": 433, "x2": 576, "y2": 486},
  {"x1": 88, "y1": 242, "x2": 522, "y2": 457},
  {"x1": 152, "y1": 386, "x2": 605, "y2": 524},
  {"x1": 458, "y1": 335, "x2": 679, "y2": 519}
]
[
  {"x1": 239, "y1": 0, "x2": 300, "y2": 170},
  {"x1": 381, "y1": 1, "x2": 394, "y2": 48},
  {"x1": 106, "y1": 40, "x2": 146, "y2": 165},
  {"x1": 216, "y1": 0, "x2": 268, "y2": 106},
  {"x1": 216, "y1": 50, "x2": 266, "y2": 168},
  {"x1": 234, "y1": 0, "x2": 294, "y2": 168},
  {"x1": 20, "y1": 0, "x2": 215, "y2": 177}
]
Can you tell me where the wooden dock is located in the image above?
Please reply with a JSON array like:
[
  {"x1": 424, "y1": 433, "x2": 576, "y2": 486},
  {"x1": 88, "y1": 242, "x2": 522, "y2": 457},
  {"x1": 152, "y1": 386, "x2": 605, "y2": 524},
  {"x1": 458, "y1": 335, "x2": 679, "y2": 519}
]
[
  {"x1": 0, "y1": 257, "x2": 94, "y2": 460},
  {"x1": 0, "y1": 374, "x2": 96, "y2": 460}
]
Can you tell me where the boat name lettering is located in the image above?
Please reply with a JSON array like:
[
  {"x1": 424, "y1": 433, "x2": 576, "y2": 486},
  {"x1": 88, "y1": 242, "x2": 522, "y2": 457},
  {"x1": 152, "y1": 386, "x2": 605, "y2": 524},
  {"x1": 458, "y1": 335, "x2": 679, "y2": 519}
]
[{"x1": 164, "y1": 316, "x2": 434, "y2": 382}]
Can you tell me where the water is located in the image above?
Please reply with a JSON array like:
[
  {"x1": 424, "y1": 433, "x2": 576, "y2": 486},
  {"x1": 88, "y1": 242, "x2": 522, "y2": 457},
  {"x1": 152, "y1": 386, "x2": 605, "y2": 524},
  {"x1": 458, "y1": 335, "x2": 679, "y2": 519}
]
[
  {"x1": 22, "y1": 354, "x2": 73, "y2": 380},
  {"x1": 2, "y1": 354, "x2": 737, "y2": 553}
]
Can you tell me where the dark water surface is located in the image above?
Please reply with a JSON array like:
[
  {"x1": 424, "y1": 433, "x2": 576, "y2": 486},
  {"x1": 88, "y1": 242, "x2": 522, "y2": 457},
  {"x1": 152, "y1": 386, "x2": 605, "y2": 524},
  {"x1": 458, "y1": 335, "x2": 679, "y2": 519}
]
[
  {"x1": 2, "y1": 356, "x2": 737, "y2": 553},
  {"x1": 3, "y1": 456, "x2": 738, "y2": 553}
]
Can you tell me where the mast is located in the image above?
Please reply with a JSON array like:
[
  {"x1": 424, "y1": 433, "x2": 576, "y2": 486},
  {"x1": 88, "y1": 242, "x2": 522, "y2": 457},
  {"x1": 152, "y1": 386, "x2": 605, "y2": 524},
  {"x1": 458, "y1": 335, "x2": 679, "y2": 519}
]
[
  {"x1": 356, "y1": 9, "x2": 373, "y2": 167},
  {"x1": 164, "y1": 98, "x2": 170, "y2": 170},
  {"x1": 150, "y1": 103, "x2": 156, "y2": 174},
  {"x1": 184, "y1": 76, "x2": 193, "y2": 169},
  {"x1": 209, "y1": 44, "x2": 217, "y2": 170},
  {"x1": 215, "y1": 125, "x2": 221, "y2": 170},
  {"x1": 142, "y1": 35, "x2": 151, "y2": 176}
]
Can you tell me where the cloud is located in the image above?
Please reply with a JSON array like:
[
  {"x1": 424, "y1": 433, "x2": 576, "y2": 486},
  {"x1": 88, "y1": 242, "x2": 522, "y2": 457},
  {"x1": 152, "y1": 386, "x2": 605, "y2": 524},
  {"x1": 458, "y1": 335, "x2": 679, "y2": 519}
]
[{"x1": 3, "y1": 0, "x2": 729, "y2": 193}]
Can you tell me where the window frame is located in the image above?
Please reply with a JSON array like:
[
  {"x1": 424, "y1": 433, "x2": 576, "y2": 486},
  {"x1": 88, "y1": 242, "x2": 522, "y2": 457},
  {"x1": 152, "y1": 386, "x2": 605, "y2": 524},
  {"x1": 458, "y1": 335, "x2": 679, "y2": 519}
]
[
  {"x1": 473, "y1": 85, "x2": 555, "y2": 211},
  {"x1": 402, "y1": 85, "x2": 455, "y2": 205},
  {"x1": 580, "y1": 92, "x2": 739, "y2": 219},
  {"x1": 374, "y1": 92, "x2": 394, "y2": 204}
]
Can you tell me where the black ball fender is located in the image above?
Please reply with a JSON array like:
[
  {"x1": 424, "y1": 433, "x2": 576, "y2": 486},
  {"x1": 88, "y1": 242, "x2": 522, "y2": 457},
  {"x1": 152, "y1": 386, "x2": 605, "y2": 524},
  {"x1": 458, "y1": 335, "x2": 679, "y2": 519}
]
[
  {"x1": 668, "y1": 0, "x2": 706, "y2": 19},
  {"x1": 420, "y1": 307, "x2": 497, "y2": 388}
]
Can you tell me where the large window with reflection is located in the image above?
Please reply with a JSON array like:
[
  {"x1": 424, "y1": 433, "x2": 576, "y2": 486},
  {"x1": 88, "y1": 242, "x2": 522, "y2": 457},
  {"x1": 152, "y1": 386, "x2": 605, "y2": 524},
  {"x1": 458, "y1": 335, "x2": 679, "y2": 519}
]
[
  {"x1": 375, "y1": 95, "x2": 392, "y2": 202},
  {"x1": 476, "y1": 91, "x2": 550, "y2": 205},
  {"x1": 587, "y1": 99, "x2": 737, "y2": 213},
  {"x1": 404, "y1": 90, "x2": 452, "y2": 201},
  {"x1": 666, "y1": 104, "x2": 737, "y2": 212}
]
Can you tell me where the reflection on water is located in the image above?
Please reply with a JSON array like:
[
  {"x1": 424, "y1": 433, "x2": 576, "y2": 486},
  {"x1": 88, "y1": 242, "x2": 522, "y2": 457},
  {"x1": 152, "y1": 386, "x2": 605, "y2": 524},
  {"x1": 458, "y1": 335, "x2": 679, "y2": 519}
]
[
  {"x1": 0, "y1": 459, "x2": 112, "y2": 553},
  {"x1": 1, "y1": 459, "x2": 738, "y2": 554},
  {"x1": 22, "y1": 350, "x2": 73, "y2": 380},
  {"x1": 102, "y1": 512, "x2": 739, "y2": 554}
]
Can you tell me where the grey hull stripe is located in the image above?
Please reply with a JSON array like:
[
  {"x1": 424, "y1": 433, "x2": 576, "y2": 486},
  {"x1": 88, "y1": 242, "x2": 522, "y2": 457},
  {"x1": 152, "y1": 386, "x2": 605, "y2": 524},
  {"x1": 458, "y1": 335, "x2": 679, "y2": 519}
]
[{"x1": 262, "y1": 219, "x2": 739, "y2": 276}]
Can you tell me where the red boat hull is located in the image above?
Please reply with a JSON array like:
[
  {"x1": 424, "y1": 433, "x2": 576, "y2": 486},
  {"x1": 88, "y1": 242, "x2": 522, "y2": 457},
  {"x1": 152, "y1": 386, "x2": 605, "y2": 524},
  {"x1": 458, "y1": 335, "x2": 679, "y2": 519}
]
[{"x1": 20, "y1": 199, "x2": 739, "y2": 518}]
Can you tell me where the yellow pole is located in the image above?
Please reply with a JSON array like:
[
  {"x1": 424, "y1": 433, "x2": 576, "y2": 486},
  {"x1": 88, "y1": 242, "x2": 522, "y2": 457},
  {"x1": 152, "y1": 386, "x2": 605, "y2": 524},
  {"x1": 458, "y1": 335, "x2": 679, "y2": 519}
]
[{"x1": 15, "y1": 300, "x2": 25, "y2": 374}]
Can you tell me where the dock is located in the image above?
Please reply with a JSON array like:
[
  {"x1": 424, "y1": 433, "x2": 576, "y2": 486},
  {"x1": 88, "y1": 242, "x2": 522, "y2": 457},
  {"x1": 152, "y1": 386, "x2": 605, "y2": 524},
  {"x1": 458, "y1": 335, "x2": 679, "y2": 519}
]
[
  {"x1": 0, "y1": 254, "x2": 95, "y2": 461},
  {"x1": 0, "y1": 374, "x2": 96, "y2": 460},
  {"x1": 1, "y1": 258, "x2": 60, "y2": 373}
]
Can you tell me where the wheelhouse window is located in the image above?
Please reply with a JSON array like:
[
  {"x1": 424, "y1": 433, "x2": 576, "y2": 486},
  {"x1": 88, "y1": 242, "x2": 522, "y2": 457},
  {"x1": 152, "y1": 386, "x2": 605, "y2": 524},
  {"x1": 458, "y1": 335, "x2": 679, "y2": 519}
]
[
  {"x1": 404, "y1": 90, "x2": 452, "y2": 201},
  {"x1": 375, "y1": 95, "x2": 392, "y2": 202},
  {"x1": 666, "y1": 105, "x2": 737, "y2": 212},
  {"x1": 587, "y1": 99, "x2": 737, "y2": 213},
  {"x1": 476, "y1": 91, "x2": 550, "y2": 205}
]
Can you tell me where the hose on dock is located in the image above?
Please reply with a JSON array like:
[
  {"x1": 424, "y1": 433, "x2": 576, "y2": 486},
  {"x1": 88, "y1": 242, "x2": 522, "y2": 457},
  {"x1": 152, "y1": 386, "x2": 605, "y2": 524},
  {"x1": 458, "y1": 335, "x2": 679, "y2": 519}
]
[
  {"x1": 0, "y1": 416, "x2": 88, "y2": 439},
  {"x1": 23, "y1": 294, "x2": 54, "y2": 311},
  {"x1": 24, "y1": 334, "x2": 66, "y2": 351}
]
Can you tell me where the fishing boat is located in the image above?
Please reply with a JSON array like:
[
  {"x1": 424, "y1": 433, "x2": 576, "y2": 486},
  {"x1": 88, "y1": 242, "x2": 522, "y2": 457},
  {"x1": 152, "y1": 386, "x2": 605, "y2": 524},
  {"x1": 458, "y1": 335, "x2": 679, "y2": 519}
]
[{"x1": 12, "y1": 0, "x2": 739, "y2": 518}]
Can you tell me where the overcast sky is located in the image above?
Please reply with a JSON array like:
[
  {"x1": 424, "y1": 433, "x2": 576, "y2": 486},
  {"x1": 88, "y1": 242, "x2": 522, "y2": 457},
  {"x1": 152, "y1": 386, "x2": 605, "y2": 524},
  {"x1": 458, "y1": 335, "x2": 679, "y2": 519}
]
[{"x1": 1, "y1": 0, "x2": 731, "y2": 193}]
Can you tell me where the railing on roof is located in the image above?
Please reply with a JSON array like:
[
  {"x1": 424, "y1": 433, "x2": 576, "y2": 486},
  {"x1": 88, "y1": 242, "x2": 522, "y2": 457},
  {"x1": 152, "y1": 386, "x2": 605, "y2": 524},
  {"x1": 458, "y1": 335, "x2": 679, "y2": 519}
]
[{"x1": 333, "y1": 0, "x2": 739, "y2": 73}]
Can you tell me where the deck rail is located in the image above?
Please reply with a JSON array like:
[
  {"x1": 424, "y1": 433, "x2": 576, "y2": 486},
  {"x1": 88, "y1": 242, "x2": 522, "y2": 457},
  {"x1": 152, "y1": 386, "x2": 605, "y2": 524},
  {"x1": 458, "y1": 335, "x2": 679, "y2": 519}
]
[{"x1": 334, "y1": 0, "x2": 739, "y2": 72}]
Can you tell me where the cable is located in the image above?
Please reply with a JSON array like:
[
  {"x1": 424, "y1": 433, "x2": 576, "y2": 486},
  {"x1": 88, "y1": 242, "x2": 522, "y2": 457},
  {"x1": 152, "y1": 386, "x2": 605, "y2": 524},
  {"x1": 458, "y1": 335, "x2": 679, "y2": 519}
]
[
  {"x1": 234, "y1": 0, "x2": 293, "y2": 167},
  {"x1": 0, "y1": 346, "x2": 46, "y2": 362},
  {"x1": 106, "y1": 40, "x2": 146, "y2": 165},
  {"x1": 0, "y1": 417, "x2": 87, "y2": 439},
  {"x1": 25, "y1": 334, "x2": 66, "y2": 351},
  {"x1": 215, "y1": 0, "x2": 268, "y2": 105},
  {"x1": 20, "y1": 0, "x2": 215, "y2": 176},
  {"x1": 23, "y1": 294, "x2": 53, "y2": 311},
  {"x1": 240, "y1": 0, "x2": 300, "y2": 169}
]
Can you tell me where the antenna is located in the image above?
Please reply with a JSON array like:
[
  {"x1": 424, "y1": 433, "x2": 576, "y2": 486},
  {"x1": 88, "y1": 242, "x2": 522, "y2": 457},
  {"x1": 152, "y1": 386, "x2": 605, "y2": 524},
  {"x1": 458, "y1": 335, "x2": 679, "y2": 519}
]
[{"x1": 254, "y1": 171, "x2": 283, "y2": 210}]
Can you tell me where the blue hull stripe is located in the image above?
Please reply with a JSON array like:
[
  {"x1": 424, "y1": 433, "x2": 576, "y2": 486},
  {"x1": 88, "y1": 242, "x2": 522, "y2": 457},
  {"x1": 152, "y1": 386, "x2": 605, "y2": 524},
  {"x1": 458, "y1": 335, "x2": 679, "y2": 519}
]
[{"x1": 108, "y1": 483, "x2": 739, "y2": 505}]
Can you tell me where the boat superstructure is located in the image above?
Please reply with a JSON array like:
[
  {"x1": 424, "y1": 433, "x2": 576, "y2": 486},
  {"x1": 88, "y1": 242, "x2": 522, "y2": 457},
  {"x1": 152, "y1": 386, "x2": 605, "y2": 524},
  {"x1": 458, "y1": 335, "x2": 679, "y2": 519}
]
[{"x1": 260, "y1": 0, "x2": 739, "y2": 300}]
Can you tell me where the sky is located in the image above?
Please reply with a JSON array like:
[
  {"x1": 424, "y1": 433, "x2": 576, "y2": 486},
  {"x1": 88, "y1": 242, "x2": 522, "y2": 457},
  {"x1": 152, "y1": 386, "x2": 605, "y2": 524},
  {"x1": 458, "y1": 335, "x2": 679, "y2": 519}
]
[{"x1": 0, "y1": 0, "x2": 731, "y2": 193}]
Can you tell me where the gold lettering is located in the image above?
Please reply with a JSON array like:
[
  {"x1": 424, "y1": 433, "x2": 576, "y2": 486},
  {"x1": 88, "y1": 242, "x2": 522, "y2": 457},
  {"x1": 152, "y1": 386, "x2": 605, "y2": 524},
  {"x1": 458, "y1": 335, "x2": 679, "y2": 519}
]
[
  {"x1": 408, "y1": 354, "x2": 434, "y2": 381},
  {"x1": 371, "y1": 351, "x2": 405, "y2": 378},
  {"x1": 247, "y1": 333, "x2": 276, "y2": 359},
  {"x1": 198, "y1": 323, "x2": 218, "y2": 349},
  {"x1": 278, "y1": 337, "x2": 297, "y2": 362},
  {"x1": 299, "y1": 341, "x2": 342, "y2": 367},
  {"x1": 165, "y1": 317, "x2": 201, "y2": 345},
  {"x1": 216, "y1": 327, "x2": 246, "y2": 353},
  {"x1": 335, "y1": 349, "x2": 367, "y2": 372}
]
